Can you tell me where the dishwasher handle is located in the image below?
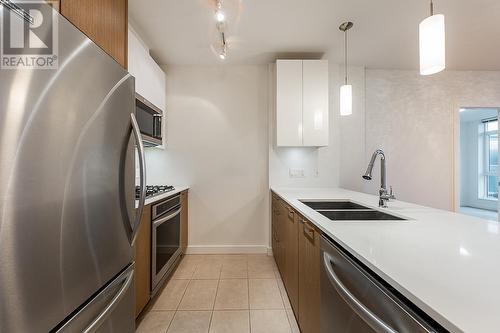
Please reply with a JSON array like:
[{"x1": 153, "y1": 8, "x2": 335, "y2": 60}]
[{"x1": 323, "y1": 252, "x2": 398, "y2": 333}]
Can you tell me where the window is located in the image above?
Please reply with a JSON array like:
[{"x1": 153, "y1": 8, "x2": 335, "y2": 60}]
[{"x1": 479, "y1": 118, "x2": 498, "y2": 200}]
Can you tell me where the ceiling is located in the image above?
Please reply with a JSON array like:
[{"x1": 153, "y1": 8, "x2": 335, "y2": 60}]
[{"x1": 129, "y1": 0, "x2": 500, "y2": 70}]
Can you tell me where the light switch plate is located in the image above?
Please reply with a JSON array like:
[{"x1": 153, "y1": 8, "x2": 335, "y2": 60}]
[{"x1": 289, "y1": 168, "x2": 305, "y2": 178}]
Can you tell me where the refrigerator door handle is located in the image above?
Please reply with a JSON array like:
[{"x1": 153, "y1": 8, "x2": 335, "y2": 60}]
[
  {"x1": 322, "y1": 252, "x2": 398, "y2": 333},
  {"x1": 131, "y1": 113, "x2": 146, "y2": 246},
  {"x1": 82, "y1": 268, "x2": 134, "y2": 333},
  {"x1": 56, "y1": 265, "x2": 135, "y2": 333}
]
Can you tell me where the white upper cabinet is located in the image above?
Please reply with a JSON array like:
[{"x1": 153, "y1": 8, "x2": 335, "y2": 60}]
[
  {"x1": 302, "y1": 60, "x2": 329, "y2": 146},
  {"x1": 276, "y1": 59, "x2": 329, "y2": 147},
  {"x1": 276, "y1": 60, "x2": 303, "y2": 146},
  {"x1": 128, "y1": 26, "x2": 166, "y2": 112}
]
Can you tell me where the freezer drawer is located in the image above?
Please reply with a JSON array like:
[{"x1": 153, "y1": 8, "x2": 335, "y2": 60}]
[
  {"x1": 56, "y1": 264, "x2": 135, "y2": 333},
  {"x1": 320, "y1": 235, "x2": 443, "y2": 333}
]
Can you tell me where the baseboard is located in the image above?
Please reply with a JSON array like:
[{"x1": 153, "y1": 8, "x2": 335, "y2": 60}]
[{"x1": 186, "y1": 245, "x2": 270, "y2": 254}]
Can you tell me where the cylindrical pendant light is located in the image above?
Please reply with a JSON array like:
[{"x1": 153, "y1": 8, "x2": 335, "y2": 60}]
[
  {"x1": 339, "y1": 22, "x2": 353, "y2": 116},
  {"x1": 419, "y1": 0, "x2": 445, "y2": 75}
]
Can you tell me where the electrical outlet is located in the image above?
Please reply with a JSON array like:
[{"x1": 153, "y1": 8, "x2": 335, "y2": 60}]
[{"x1": 289, "y1": 168, "x2": 305, "y2": 178}]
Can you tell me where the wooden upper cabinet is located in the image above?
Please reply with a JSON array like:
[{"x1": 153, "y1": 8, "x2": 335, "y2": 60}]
[{"x1": 60, "y1": 0, "x2": 128, "y2": 68}]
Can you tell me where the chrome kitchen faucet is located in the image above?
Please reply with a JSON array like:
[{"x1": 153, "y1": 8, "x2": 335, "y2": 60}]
[{"x1": 362, "y1": 149, "x2": 395, "y2": 207}]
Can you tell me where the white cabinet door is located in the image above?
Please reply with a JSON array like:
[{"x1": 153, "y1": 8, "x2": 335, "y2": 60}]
[
  {"x1": 276, "y1": 60, "x2": 303, "y2": 146},
  {"x1": 302, "y1": 60, "x2": 329, "y2": 146},
  {"x1": 128, "y1": 27, "x2": 166, "y2": 111},
  {"x1": 128, "y1": 28, "x2": 149, "y2": 98}
]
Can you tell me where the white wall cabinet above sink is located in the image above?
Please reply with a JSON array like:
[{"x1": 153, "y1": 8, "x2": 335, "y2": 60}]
[{"x1": 276, "y1": 60, "x2": 329, "y2": 147}]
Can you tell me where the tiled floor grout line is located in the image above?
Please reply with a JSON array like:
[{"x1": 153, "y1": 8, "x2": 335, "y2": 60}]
[
  {"x1": 272, "y1": 256, "x2": 294, "y2": 332},
  {"x1": 140, "y1": 254, "x2": 297, "y2": 333},
  {"x1": 166, "y1": 262, "x2": 197, "y2": 333},
  {"x1": 207, "y1": 266, "x2": 222, "y2": 333}
]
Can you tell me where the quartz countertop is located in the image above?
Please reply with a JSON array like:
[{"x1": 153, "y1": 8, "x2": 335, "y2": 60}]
[{"x1": 271, "y1": 187, "x2": 500, "y2": 333}]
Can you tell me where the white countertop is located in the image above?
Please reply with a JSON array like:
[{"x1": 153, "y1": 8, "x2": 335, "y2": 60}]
[
  {"x1": 271, "y1": 187, "x2": 500, "y2": 333},
  {"x1": 135, "y1": 185, "x2": 189, "y2": 208}
]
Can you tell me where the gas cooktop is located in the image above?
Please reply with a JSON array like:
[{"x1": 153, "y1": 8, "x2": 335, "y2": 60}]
[{"x1": 135, "y1": 185, "x2": 175, "y2": 199}]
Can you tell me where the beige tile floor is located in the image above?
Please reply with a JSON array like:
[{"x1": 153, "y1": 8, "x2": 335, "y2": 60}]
[{"x1": 136, "y1": 254, "x2": 301, "y2": 333}]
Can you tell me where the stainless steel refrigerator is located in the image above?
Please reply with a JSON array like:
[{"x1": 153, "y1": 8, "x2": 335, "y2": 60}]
[{"x1": 0, "y1": 3, "x2": 146, "y2": 332}]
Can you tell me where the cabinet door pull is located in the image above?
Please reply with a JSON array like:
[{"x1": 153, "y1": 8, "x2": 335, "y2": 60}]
[
  {"x1": 303, "y1": 221, "x2": 315, "y2": 242},
  {"x1": 288, "y1": 208, "x2": 294, "y2": 221}
]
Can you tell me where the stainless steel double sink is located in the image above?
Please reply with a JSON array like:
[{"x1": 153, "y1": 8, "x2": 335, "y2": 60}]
[{"x1": 300, "y1": 200, "x2": 406, "y2": 221}]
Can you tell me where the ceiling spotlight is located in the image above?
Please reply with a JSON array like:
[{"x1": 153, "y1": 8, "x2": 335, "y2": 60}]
[{"x1": 215, "y1": 10, "x2": 225, "y2": 22}]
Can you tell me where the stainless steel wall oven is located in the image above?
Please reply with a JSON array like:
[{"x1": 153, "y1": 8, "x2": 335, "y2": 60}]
[{"x1": 151, "y1": 194, "x2": 182, "y2": 295}]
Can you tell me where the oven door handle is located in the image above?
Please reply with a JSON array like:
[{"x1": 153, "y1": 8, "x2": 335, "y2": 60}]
[
  {"x1": 153, "y1": 206, "x2": 182, "y2": 228},
  {"x1": 323, "y1": 252, "x2": 398, "y2": 333}
]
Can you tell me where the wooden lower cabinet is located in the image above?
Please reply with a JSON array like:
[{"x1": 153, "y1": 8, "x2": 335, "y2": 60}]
[
  {"x1": 134, "y1": 191, "x2": 189, "y2": 317},
  {"x1": 271, "y1": 196, "x2": 279, "y2": 262},
  {"x1": 284, "y1": 207, "x2": 299, "y2": 314},
  {"x1": 276, "y1": 199, "x2": 288, "y2": 276},
  {"x1": 133, "y1": 205, "x2": 151, "y2": 318},
  {"x1": 298, "y1": 218, "x2": 321, "y2": 333},
  {"x1": 271, "y1": 191, "x2": 321, "y2": 333},
  {"x1": 272, "y1": 196, "x2": 289, "y2": 283},
  {"x1": 180, "y1": 190, "x2": 189, "y2": 253}
]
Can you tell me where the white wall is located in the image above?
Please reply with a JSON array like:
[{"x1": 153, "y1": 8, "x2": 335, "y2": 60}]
[
  {"x1": 269, "y1": 63, "x2": 365, "y2": 189},
  {"x1": 144, "y1": 65, "x2": 270, "y2": 253},
  {"x1": 338, "y1": 66, "x2": 366, "y2": 192},
  {"x1": 351, "y1": 70, "x2": 500, "y2": 211}
]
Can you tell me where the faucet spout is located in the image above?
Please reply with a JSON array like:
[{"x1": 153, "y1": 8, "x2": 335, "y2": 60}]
[{"x1": 362, "y1": 149, "x2": 394, "y2": 207}]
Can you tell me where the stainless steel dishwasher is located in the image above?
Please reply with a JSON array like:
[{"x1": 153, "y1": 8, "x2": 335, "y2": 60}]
[{"x1": 320, "y1": 235, "x2": 444, "y2": 333}]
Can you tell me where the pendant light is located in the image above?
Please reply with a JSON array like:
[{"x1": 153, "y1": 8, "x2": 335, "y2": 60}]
[
  {"x1": 419, "y1": 0, "x2": 445, "y2": 75},
  {"x1": 214, "y1": 0, "x2": 228, "y2": 60},
  {"x1": 339, "y1": 22, "x2": 353, "y2": 116}
]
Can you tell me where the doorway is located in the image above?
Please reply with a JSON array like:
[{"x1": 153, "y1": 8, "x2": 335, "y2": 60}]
[{"x1": 459, "y1": 107, "x2": 499, "y2": 221}]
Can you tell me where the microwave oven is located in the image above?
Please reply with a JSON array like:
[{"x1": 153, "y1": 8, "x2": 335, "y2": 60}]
[{"x1": 135, "y1": 93, "x2": 163, "y2": 147}]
